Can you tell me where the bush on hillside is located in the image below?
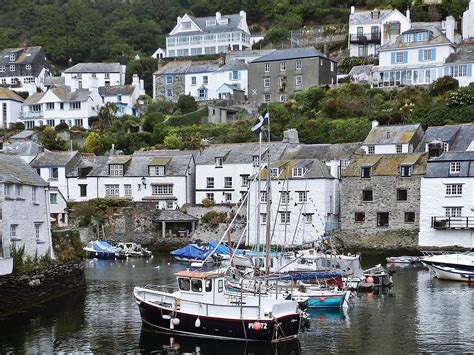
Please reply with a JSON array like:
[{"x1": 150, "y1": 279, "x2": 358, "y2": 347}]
[{"x1": 430, "y1": 76, "x2": 459, "y2": 96}]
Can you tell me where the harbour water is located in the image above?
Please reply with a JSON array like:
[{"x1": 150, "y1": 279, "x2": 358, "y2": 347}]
[{"x1": 0, "y1": 254, "x2": 472, "y2": 353}]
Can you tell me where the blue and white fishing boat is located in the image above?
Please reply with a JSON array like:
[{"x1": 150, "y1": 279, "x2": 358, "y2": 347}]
[
  {"x1": 170, "y1": 242, "x2": 242, "y2": 262},
  {"x1": 83, "y1": 240, "x2": 119, "y2": 259}
]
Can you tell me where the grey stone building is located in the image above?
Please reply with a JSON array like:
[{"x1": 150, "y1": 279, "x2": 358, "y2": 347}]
[
  {"x1": 152, "y1": 61, "x2": 190, "y2": 102},
  {"x1": 340, "y1": 152, "x2": 427, "y2": 234},
  {"x1": 248, "y1": 47, "x2": 337, "y2": 106}
]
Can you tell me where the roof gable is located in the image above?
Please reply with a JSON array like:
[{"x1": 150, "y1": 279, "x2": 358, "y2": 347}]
[{"x1": 364, "y1": 124, "x2": 421, "y2": 145}]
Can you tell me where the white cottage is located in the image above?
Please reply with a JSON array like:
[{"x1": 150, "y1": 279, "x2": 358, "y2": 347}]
[
  {"x1": 62, "y1": 62, "x2": 126, "y2": 89},
  {"x1": 98, "y1": 74, "x2": 145, "y2": 117},
  {"x1": 0, "y1": 153, "x2": 53, "y2": 275},
  {"x1": 0, "y1": 87, "x2": 24, "y2": 129}
]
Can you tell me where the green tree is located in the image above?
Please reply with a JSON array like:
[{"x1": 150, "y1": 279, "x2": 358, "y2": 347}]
[
  {"x1": 84, "y1": 132, "x2": 103, "y2": 155},
  {"x1": 177, "y1": 95, "x2": 198, "y2": 114},
  {"x1": 38, "y1": 126, "x2": 67, "y2": 151},
  {"x1": 163, "y1": 133, "x2": 184, "y2": 149}
]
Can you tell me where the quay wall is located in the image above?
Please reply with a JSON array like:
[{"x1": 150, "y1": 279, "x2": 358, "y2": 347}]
[{"x1": 0, "y1": 262, "x2": 86, "y2": 317}]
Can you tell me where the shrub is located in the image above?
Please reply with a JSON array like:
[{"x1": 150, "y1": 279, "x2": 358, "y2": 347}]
[
  {"x1": 177, "y1": 95, "x2": 198, "y2": 114},
  {"x1": 201, "y1": 198, "x2": 212, "y2": 207},
  {"x1": 15, "y1": 122, "x2": 25, "y2": 130},
  {"x1": 446, "y1": 88, "x2": 474, "y2": 107},
  {"x1": 166, "y1": 108, "x2": 208, "y2": 127},
  {"x1": 201, "y1": 211, "x2": 226, "y2": 226},
  {"x1": 430, "y1": 76, "x2": 459, "y2": 96}
]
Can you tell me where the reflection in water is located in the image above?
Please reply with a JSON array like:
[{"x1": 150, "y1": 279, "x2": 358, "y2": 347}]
[
  {"x1": 0, "y1": 257, "x2": 472, "y2": 353},
  {"x1": 139, "y1": 327, "x2": 301, "y2": 355}
]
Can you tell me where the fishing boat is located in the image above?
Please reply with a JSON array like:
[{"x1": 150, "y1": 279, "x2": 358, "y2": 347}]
[
  {"x1": 430, "y1": 264, "x2": 474, "y2": 282},
  {"x1": 170, "y1": 242, "x2": 241, "y2": 262},
  {"x1": 363, "y1": 264, "x2": 393, "y2": 287},
  {"x1": 134, "y1": 269, "x2": 302, "y2": 342},
  {"x1": 83, "y1": 240, "x2": 119, "y2": 260},
  {"x1": 386, "y1": 256, "x2": 420, "y2": 264},
  {"x1": 114, "y1": 242, "x2": 152, "y2": 258}
]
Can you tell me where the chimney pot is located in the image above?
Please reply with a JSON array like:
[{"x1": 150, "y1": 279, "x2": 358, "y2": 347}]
[
  {"x1": 372, "y1": 120, "x2": 379, "y2": 129},
  {"x1": 351, "y1": 6, "x2": 355, "y2": 15}
]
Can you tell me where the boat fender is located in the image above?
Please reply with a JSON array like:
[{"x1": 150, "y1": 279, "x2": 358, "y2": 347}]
[
  {"x1": 366, "y1": 276, "x2": 374, "y2": 284},
  {"x1": 170, "y1": 319, "x2": 174, "y2": 330},
  {"x1": 162, "y1": 314, "x2": 171, "y2": 320},
  {"x1": 172, "y1": 318, "x2": 180, "y2": 326},
  {"x1": 253, "y1": 322, "x2": 262, "y2": 331},
  {"x1": 175, "y1": 298, "x2": 181, "y2": 310},
  {"x1": 195, "y1": 318, "x2": 201, "y2": 328},
  {"x1": 319, "y1": 297, "x2": 325, "y2": 302}
]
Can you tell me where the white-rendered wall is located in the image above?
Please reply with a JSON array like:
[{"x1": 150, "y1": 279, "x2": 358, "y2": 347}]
[
  {"x1": 0, "y1": 99, "x2": 22, "y2": 128},
  {"x1": 379, "y1": 45, "x2": 454, "y2": 67},
  {"x1": 63, "y1": 72, "x2": 124, "y2": 88},
  {"x1": 360, "y1": 143, "x2": 410, "y2": 154},
  {"x1": 419, "y1": 177, "x2": 474, "y2": 248},
  {"x1": 48, "y1": 189, "x2": 68, "y2": 227},
  {"x1": 37, "y1": 167, "x2": 68, "y2": 198},
  {"x1": 184, "y1": 69, "x2": 248, "y2": 99}
]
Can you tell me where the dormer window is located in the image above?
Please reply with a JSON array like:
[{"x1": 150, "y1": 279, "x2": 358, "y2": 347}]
[
  {"x1": 218, "y1": 18, "x2": 228, "y2": 25},
  {"x1": 292, "y1": 167, "x2": 306, "y2": 177},
  {"x1": 215, "y1": 157, "x2": 223, "y2": 167},
  {"x1": 417, "y1": 31, "x2": 429, "y2": 41},
  {"x1": 9, "y1": 54, "x2": 15, "y2": 62},
  {"x1": 403, "y1": 34, "x2": 413, "y2": 43},
  {"x1": 109, "y1": 164, "x2": 124, "y2": 176},
  {"x1": 361, "y1": 166, "x2": 371, "y2": 178},
  {"x1": 371, "y1": 10, "x2": 380, "y2": 19},
  {"x1": 149, "y1": 165, "x2": 165, "y2": 176},
  {"x1": 26, "y1": 64, "x2": 32, "y2": 70},
  {"x1": 182, "y1": 21, "x2": 192, "y2": 29},
  {"x1": 450, "y1": 162, "x2": 461, "y2": 174},
  {"x1": 400, "y1": 165, "x2": 412, "y2": 177},
  {"x1": 427, "y1": 141, "x2": 446, "y2": 158},
  {"x1": 368, "y1": 146, "x2": 375, "y2": 154},
  {"x1": 205, "y1": 19, "x2": 216, "y2": 26},
  {"x1": 270, "y1": 168, "x2": 280, "y2": 177}
]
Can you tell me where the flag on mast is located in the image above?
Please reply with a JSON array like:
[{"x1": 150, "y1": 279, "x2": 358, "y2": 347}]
[{"x1": 251, "y1": 110, "x2": 269, "y2": 135}]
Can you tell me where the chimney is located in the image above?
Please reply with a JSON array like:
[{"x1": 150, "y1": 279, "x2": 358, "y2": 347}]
[
  {"x1": 372, "y1": 120, "x2": 379, "y2": 129},
  {"x1": 89, "y1": 76, "x2": 98, "y2": 90},
  {"x1": 218, "y1": 52, "x2": 226, "y2": 66},
  {"x1": 216, "y1": 12, "x2": 221, "y2": 22},
  {"x1": 445, "y1": 15, "x2": 455, "y2": 43},
  {"x1": 350, "y1": 6, "x2": 355, "y2": 15},
  {"x1": 177, "y1": 16, "x2": 182, "y2": 23},
  {"x1": 132, "y1": 73, "x2": 140, "y2": 87},
  {"x1": 239, "y1": 10, "x2": 246, "y2": 22},
  {"x1": 110, "y1": 144, "x2": 115, "y2": 156},
  {"x1": 282, "y1": 129, "x2": 299, "y2": 144},
  {"x1": 406, "y1": 7, "x2": 410, "y2": 21}
]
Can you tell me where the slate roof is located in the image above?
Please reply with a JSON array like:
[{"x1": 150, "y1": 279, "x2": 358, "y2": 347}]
[
  {"x1": 364, "y1": 124, "x2": 421, "y2": 145},
  {"x1": 342, "y1": 153, "x2": 427, "y2": 177},
  {"x1": 44, "y1": 76, "x2": 65, "y2": 86},
  {"x1": 98, "y1": 85, "x2": 135, "y2": 96},
  {"x1": 0, "y1": 46, "x2": 48, "y2": 77},
  {"x1": 425, "y1": 151, "x2": 474, "y2": 178},
  {"x1": 152, "y1": 210, "x2": 198, "y2": 222},
  {"x1": 282, "y1": 143, "x2": 362, "y2": 161},
  {"x1": 251, "y1": 47, "x2": 327, "y2": 63},
  {"x1": 445, "y1": 43, "x2": 474, "y2": 64},
  {"x1": 260, "y1": 159, "x2": 334, "y2": 180},
  {"x1": 349, "y1": 65, "x2": 374, "y2": 76},
  {"x1": 0, "y1": 87, "x2": 25, "y2": 102},
  {"x1": 9, "y1": 130, "x2": 36, "y2": 140},
  {"x1": 1, "y1": 141, "x2": 44, "y2": 156},
  {"x1": 64, "y1": 63, "x2": 123, "y2": 73},
  {"x1": 415, "y1": 124, "x2": 474, "y2": 152},
  {"x1": 169, "y1": 13, "x2": 246, "y2": 37},
  {"x1": 349, "y1": 9, "x2": 393, "y2": 26},
  {"x1": 23, "y1": 86, "x2": 91, "y2": 104},
  {"x1": 217, "y1": 60, "x2": 248, "y2": 72},
  {"x1": 155, "y1": 59, "x2": 247, "y2": 75},
  {"x1": 0, "y1": 152, "x2": 47, "y2": 186},
  {"x1": 196, "y1": 142, "x2": 287, "y2": 165},
  {"x1": 30, "y1": 151, "x2": 80, "y2": 168}
]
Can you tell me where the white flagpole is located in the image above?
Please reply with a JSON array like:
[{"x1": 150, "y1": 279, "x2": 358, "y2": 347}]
[{"x1": 265, "y1": 111, "x2": 272, "y2": 275}]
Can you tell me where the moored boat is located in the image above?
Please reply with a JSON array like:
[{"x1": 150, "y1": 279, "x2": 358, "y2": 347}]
[
  {"x1": 430, "y1": 264, "x2": 474, "y2": 282},
  {"x1": 83, "y1": 240, "x2": 119, "y2": 260},
  {"x1": 421, "y1": 251, "x2": 474, "y2": 274},
  {"x1": 386, "y1": 256, "x2": 420, "y2": 264}
]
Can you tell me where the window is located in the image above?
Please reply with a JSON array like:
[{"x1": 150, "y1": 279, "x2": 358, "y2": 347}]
[
  {"x1": 206, "y1": 192, "x2": 214, "y2": 202},
  {"x1": 377, "y1": 212, "x2": 389, "y2": 227},
  {"x1": 3, "y1": 184, "x2": 11, "y2": 197},
  {"x1": 296, "y1": 60, "x2": 302, "y2": 70},
  {"x1": 270, "y1": 168, "x2": 280, "y2": 177},
  {"x1": 224, "y1": 193, "x2": 232, "y2": 202},
  {"x1": 405, "y1": 212, "x2": 415, "y2": 223},
  {"x1": 395, "y1": 52, "x2": 404, "y2": 63},
  {"x1": 400, "y1": 165, "x2": 412, "y2": 177},
  {"x1": 105, "y1": 81, "x2": 110, "y2": 87},
  {"x1": 198, "y1": 88, "x2": 208, "y2": 99},
  {"x1": 280, "y1": 94, "x2": 287, "y2": 102},
  {"x1": 252, "y1": 155, "x2": 260, "y2": 167},
  {"x1": 153, "y1": 184, "x2": 173, "y2": 195},
  {"x1": 224, "y1": 177, "x2": 232, "y2": 188},
  {"x1": 390, "y1": 22, "x2": 401, "y2": 35},
  {"x1": 355, "y1": 212, "x2": 365, "y2": 222},
  {"x1": 0, "y1": 66, "x2": 4, "y2": 72},
  {"x1": 166, "y1": 200, "x2": 174, "y2": 209},
  {"x1": 218, "y1": 279, "x2": 223, "y2": 293},
  {"x1": 79, "y1": 184, "x2": 87, "y2": 197},
  {"x1": 9, "y1": 65, "x2": 15, "y2": 71},
  {"x1": 47, "y1": 120, "x2": 54, "y2": 127},
  {"x1": 280, "y1": 211, "x2": 291, "y2": 224},
  {"x1": 360, "y1": 167, "x2": 371, "y2": 178},
  {"x1": 70, "y1": 102, "x2": 81, "y2": 110},
  {"x1": 263, "y1": 78, "x2": 270, "y2": 88},
  {"x1": 191, "y1": 76, "x2": 196, "y2": 85},
  {"x1": 215, "y1": 157, "x2": 223, "y2": 167},
  {"x1": 10, "y1": 224, "x2": 18, "y2": 238},
  {"x1": 207, "y1": 177, "x2": 214, "y2": 188},
  {"x1": 60, "y1": 103, "x2": 64, "y2": 110},
  {"x1": 261, "y1": 213, "x2": 267, "y2": 224},
  {"x1": 105, "y1": 184, "x2": 120, "y2": 196},
  {"x1": 264, "y1": 94, "x2": 271, "y2": 103},
  {"x1": 368, "y1": 146, "x2": 375, "y2": 154},
  {"x1": 203, "y1": 76, "x2": 208, "y2": 85},
  {"x1": 50, "y1": 167, "x2": 59, "y2": 180},
  {"x1": 50, "y1": 193, "x2": 58, "y2": 204},
  {"x1": 32, "y1": 187, "x2": 37, "y2": 202},
  {"x1": 46, "y1": 102, "x2": 54, "y2": 110},
  {"x1": 280, "y1": 62, "x2": 286, "y2": 72},
  {"x1": 298, "y1": 191, "x2": 307, "y2": 203},
  {"x1": 304, "y1": 213, "x2": 313, "y2": 223},
  {"x1": 149, "y1": 165, "x2": 165, "y2": 176},
  {"x1": 281, "y1": 191, "x2": 289, "y2": 204},
  {"x1": 264, "y1": 63, "x2": 270, "y2": 73},
  {"x1": 450, "y1": 65, "x2": 468, "y2": 77},
  {"x1": 423, "y1": 49, "x2": 432, "y2": 61},
  {"x1": 418, "y1": 31, "x2": 429, "y2": 41},
  {"x1": 445, "y1": 207, "x2": 462, "y2": 217},
  {"x1": 165, "y1": 75, "x2": 173, "y2": 84},
  {"x1": 241, "y1": 175, "x2": 249, "y2": 187},
  {"x1": 31, "y1": 104, "x2": 41, "y2": 112},
  {"x1": 178, "y1": 278, "x2": 190, "y2": 291},
  {"x1": 446, "y1": 184, "x2": 462, "y2": 195},
  {"x1": 396, "y1": 144, "x2": 402, "y2": 153},
  {"x1": 74, "y1": 119, "x2": 83, "y2": 127},
  {"x1": 35, "y1": 223, "x2": 41, "y2": 239},
  {"x1": 260, "y1": 191, "x2": 267, "y2": 203},
  {"x1": 182, "y1": 21, "x2": 192, "y2": 29},
  {"x1": 231, "y1": 71, "x2": 238, "y2": 80},
  {"x1": 292, "y1": 167, "x2": 306, "y2": 177},
  {"x1": 397, "y1": 189, "x2": 408, "y2": 201},
  {"x1": 166, "y1": 88, "x2": 173, "y2": 97},
  {"x1": 124, "y1": 184, "x2": 132, "y2": 197},
  {"x1": 362, "y1": 190, "x2": 373, "y2": 201},
  {"x1": 450, "y1": 162, "x2": 461, "y2": 174},
  {"x1": 279, "y1": 77, "x2": 286, "y2": 88},
  {"x1": 295, "y1": 75, "x2": 302, "y2": 86},
  {"x1": 109, "y1": 164, "x2": 124, "y2": 176}
]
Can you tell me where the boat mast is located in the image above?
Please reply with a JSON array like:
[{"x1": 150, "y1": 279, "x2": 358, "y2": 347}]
[
  {"x1": 264, "y1": 115, "x2": 271, "y2": 275},
  {"x1": 256, "y1": 130, "x2": 262, "y2": 268}
]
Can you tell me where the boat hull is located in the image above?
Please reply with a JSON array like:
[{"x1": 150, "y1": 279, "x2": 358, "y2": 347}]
[
  {"x1": 85, "y1": 250, "x2": 117, "y2": 260},
  {"x1": 305, "y1": 294, "x2": 345, "y2": 309},
  {"x1": 431, "y1": 264, "x2": 474, "y2": 282},
  {"x1": 136, "y1": 300, "x2": 300, "y2": 342}
]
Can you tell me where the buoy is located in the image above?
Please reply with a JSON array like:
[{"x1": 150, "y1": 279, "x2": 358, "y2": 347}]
[
  {"x1": 195, "y1": 317, "x2": 201, "y2": 327},
  {"x1": 170, "y1": 319, "x2": 174, "y2": 330},
  {"x1": 367, "y1": 276, "x2": 374, "y2": 284},
  {"x1": 172, "y1": 318, "x2": 180, "y2": 326},
  {"x1": 319, "y1": 297, "x2": 325, "y2": 302},
  {"x1": 253, "y1": 321, "x2": 262, "y2": 331},
  {"x1": 132, "y1": 265, "x2": 135, "y2": 268},
  {"x1": 162, "y1": 314, "x2": 171, "y2": 320}
]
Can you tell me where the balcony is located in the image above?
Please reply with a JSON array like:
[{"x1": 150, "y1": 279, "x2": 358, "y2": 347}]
[
  {"x1": 21, "y1": 111, "x2": 43, "y2": 119},
  {"x1": 349, "y1": 33, "x2": 381, "y2": 44},
  {"x1": 431, "y1": 216, "x2": 474, "y2": 230}
]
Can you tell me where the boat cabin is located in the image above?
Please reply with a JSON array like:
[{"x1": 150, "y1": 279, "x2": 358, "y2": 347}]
[{"x1": 175, "y1": 270, "x2": 227, "y2": 303}]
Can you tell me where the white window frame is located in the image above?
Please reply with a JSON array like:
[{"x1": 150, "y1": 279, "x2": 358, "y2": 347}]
[
  {"x1": 450, "y1": 162, "x2": 461, "y2": 174},
  {"x1": 396, "y1": 144, "x2": 402, "y2": 153},
  {"x1": 260, "y1": 191, "x2": 267, "y2": 203},
  {"x1": 10, "y1": 224, "x2": 18, "y2": 238},
  {"x1": 280, "y1": 191, "x2": 289, "y2": 204},
  {"x1": 395, "y1": 52, "x2": 404, "y2": 63},
  {"x1": 264, "y1": 94, "x2": 271, "y2": 103},
  {"x1": 152, "y1": 184, "x2": 173, "y2": 195},
  {"x1": 295, "y1": 60, "x2": 302, "y2": 70},
  {"x1": 124, "y1": 184, "x2": 132, "y2": 197},
  {"x1": 280, "y1": 211, "x2": 291, "y2": 224},
  {"x1": 368, "y1": 146, "x2": 375, "y2": 154},
  {"x1": 264, "y1": 63, "x2": 270, "y2": 73},
  {"x1": 32, "y1": 186, "x2": 37, "y2": 202},
  {"x1": 207, "y1": 177, "x2": 214, "y2": 188},
  {"x1": 445, "y1": 207, "x2": 462, "y2": 217},
  {"x1": 295, "y1": 75, "x2": 302, "y2": 86},
  {"x1": 35, "y1": 223, "x2": 41, "y2": 240},
  {"x1": 224, "y1": 177, "x2": 232, "y2": 188},
  {"x1": 206, "y1": 192, "x2": 214, "y2": 202},
  {"x1": 105, "y1": 184, "x2": 120, "y2": 196},
  {"x1": 292, "y1": 167, "x2": 306, "y2": 177},
  {"x1": 263, "y1": 78, "x2": 270, "y2": 88},
  {"x1": 149, "y1": 165, "x2": 165, "y2": 176},
  {"x1": 304, "y1": 213, "x2": 313, "y2": 223},
  {"x1": 191, "y1": 76, "x2": 196, "y2": 85},
  {"x1": 109, "y1": 164, "x2": 124, "y2": 176},
  {"x1": 446, "y1": 184, "x2": 462, "y2": 196},
  {"x1": 298, "y1": 191, "x2": 307, "y2": 203},
  {"x1": 423, "y1": 49, "x2": 432, "y2": 61},
  {"x1": 280, "y1": 62, "x2": 286, "y2": 72},
  {"x1": 241, "y1": 175, "x2": 249, "y2": 187},
  {"x1": 215, "y1": 157, "x2": 223, "y2": 167},
  {"x1": 9, "y1": 65, "x2": 15, "y2": 71},
  {"x1": 50, "y1": 192, "x2": 58, "y2": 204}
]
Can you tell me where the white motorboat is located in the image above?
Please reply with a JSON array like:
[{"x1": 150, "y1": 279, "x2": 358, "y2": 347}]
[
  {"x1": 431, "y1": 264, "x2": 474, "y2": 282},
  {"x1": 421, "y1": 251, "x2": 474, "y2": 274}
]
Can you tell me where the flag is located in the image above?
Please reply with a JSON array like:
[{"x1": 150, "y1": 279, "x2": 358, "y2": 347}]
[{"x1": 251, "y1": 110, "x2": 269, "y2": 135}]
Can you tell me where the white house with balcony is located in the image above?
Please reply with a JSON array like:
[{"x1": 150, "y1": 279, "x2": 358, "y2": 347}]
[
  {"x1": 372, "y1": 18, "x2": 456, "y2": 87},
  {"x1": 361, "y1": 121, "x2": 424, "y2": 155},
  {"x1": 0, "y1": 87, "x2": 24, "y2": 129},
  {"x1": 247, "y1": 159, "x2": 339, "y2": 246},
  {"x1": 66, "y1": 151, "x2": 196, "y2": 208},
  {"x1": 0, "y1": 153, "x2": 53, "y2": 275},
  {"x1": 166, "y1": 11, "x2": 251, "y2": 57},
  {"x1": 62, "y1": 62, "x2": 126, "y2": 89},
  {"x1": 99, "y1": 74, "x2": 145, "y2": 117},
  {"x1": 20, "y1": 84, "x2": 102, "y2": 129},
  {"x1": 348, "y1": 6, "x2": 411, "y2": 57}
]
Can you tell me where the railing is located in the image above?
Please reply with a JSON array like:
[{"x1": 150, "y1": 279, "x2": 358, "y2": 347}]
[
  {"x1": 431, "y1": 216, "x2": 474, "y2": 230},
  {"x1": 349, "y1": 33, "x2": 381, "y2": 43}
]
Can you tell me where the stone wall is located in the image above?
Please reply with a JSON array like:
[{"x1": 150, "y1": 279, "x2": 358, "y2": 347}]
[
  {"x1": 0, "y1": 262, "x2": 85, "y2": 316},
  {"x1": 334, "y1": 229, "x2": 419, "y2": 253},
  {"x1": 154, "y1": 74, "x2": 185, "y2": 102}
]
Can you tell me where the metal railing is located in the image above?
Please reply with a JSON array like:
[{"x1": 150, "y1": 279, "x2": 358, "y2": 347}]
[
  {"x1": 349, "y1": 33, "x2": 381, "y2": 43},
  {"x1": 431, "y1": 216, "x2": 474, "y2": 230}
]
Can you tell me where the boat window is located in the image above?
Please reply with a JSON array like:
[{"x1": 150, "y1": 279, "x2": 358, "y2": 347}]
[
  {"x1": 178, "y1": 278, "x2": 190, "y2": 291},
  {"x1": 191, "y1": 279, "x2": 202, "y2": 292},
  {"x1": 218, "y1": 279, "x2": 223, "y2": 293},
  {"x1": 205, "y1": 279, "x2": 212, "y2": 292}
]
